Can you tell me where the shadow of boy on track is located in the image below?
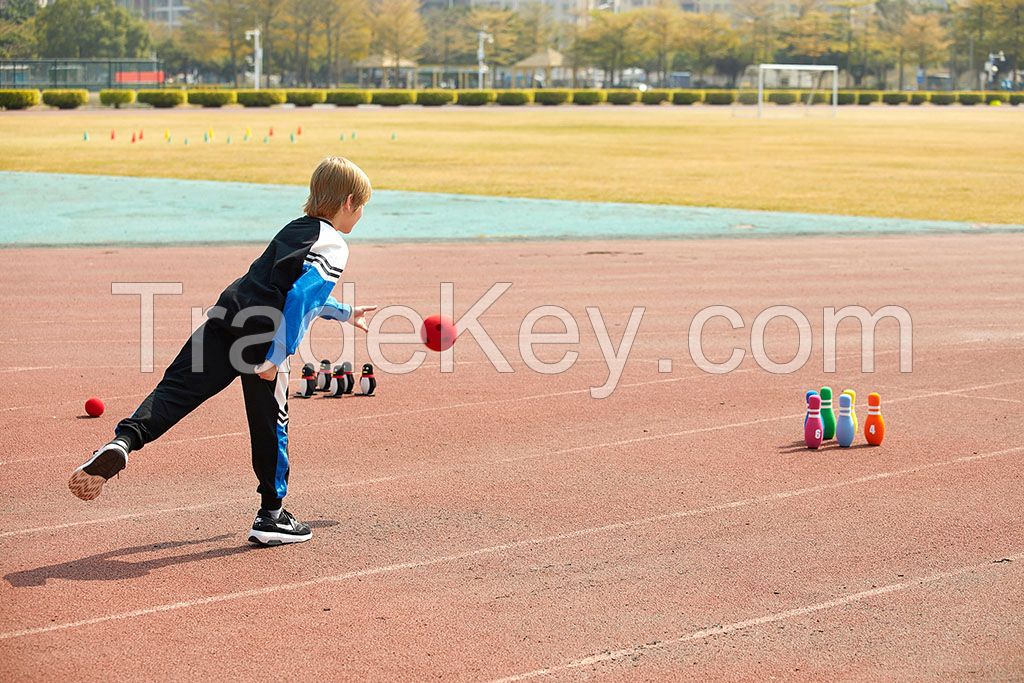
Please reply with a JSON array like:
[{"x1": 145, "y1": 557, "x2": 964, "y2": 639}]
[{"x1": 4, "y1": 520, "x2": 338, "y2": 587}]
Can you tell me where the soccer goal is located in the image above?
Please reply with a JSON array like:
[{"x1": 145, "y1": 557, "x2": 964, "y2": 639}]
[{"x1": 757, "y1": 64, "x2": 839, "y2": 118}]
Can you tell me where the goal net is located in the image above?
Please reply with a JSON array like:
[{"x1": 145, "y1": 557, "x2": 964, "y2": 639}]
[{"x1": 756, "y1": 64, "x2": 838, "y2": 117}]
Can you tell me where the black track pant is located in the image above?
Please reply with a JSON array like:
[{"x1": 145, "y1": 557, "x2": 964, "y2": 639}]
[{"x1": 116, "y1": 319, "x2": 291, "y2": 510}]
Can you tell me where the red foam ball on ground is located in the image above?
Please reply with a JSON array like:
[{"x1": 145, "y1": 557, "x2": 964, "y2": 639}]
[
  {"x1": 84, "y1": 397, "x2": 105, "y2": 418},
  {"x1": 421, "y1": 314, "x2": 457, "y2": 352}
]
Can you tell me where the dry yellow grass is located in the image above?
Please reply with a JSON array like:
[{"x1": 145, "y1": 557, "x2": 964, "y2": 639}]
[{"x1": 1, "y1": 105, "x2": 1021, "y2": 223}]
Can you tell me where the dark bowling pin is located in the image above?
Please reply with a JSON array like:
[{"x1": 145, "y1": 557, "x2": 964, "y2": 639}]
[
  {"x1": 328, "y1": 365, "x2": 344, "y2": 397},
  {"x1": 358, "y1": 363, "x2": 376, "y2": 396},
  {"x1": 315, "y1": 359, "x2": 331, "y2": 391},
  {"x1": 297, "y1": 363, "x2": 316, "y2": 398},
  {"x1": 340, "y1": 361, "x2": 355, "y2": 395}
]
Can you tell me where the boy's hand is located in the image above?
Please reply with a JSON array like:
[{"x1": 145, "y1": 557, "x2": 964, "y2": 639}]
[
  {"x1": 256, "y1": 364, "x2": 278, "y2": 382},
  {"x1": 350, "y1": 305, "x2": 377, "y2": 333}
]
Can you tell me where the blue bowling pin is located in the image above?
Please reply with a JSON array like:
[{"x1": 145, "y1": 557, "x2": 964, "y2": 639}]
[
  {"x1": 804, "y1": 390, "x2": 819, "y2": 426},
  {"x1": 836, "y1": 393, "x2": 855, "y2": 447}
]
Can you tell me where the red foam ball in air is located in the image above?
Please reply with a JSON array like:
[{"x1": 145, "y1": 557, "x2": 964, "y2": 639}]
[
  {"x1": 421, "y1": 315, "x2": 457, "y2": 352},
  {"x1": 84, "y1": 397, "x2": 105, "y2": 418}
]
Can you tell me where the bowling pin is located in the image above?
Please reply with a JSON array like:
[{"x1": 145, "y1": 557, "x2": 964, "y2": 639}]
[
  {"x1": 842, "y1": 389, "x2": 858, "y2": 434},
  {"x1": 804, "y1": 390, "x2": 819, "y2": 426},
  {"x1": 819, "y1": 386, "x2": 836, "y2": 440},
  {"x1": 805, "y1": 395, "x2": 824, "y2": 449},
  {"x1": 297, "y1": 363, "x2": 316, "y2": 398},
  {"x1": 340, "y1": 361, "x2": 355, "y2": 394},
  {"x1": 836, "y1": 393, "x2": 855, "y2": 447},
  {"x1": 315, "y1": 359, "x2": 331, "y2": 391},
  {"x1": 864, "y1": 392, "x2": 885, "y2": 445},
  {"x1": 327, "y1": 365, "x2": 344, "y2": 397},
  {"x1": 359, "y1": 363, "x2": 376, "y2": 396}
]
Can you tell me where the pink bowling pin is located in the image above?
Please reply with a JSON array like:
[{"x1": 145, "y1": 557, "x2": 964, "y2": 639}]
[{"x1": 805, "y1": 394, "x2": 824, "y2": 449}]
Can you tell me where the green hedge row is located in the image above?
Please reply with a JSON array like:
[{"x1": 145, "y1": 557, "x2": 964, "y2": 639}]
[
  {"x1": 498, "y1": 90, "x2": 533, "y2": 105},
  {"x1": 287, "y1": 89, "x2": 325, "y2": 106},
  {"x1": 42, "y1": 89, "x2": 89, "y2": 109},
  {"x1": 138, "y1": 89, "x2": 186, "y2": 107},
  {"x1": 188, "y1": 90, "x2": 236, "y2": 107},
  {"x1": 574, "y1": 90, "x2": 605, "y2": 105},
  {"x1": 0, "y1": 89, "x2": 40, "y2": 109},
  {"x1": 416, "y1": 90, "x2": 454, "y2": 106},
  {"x1": 99, "y1": 89, "x2": 135, "y2": 108},
  {"x1": 457, "y1": 90, "x2": 495, "y2": 106},
  {"x1": 5, "y1": 88, "x2": 1020, "y2": 111}
]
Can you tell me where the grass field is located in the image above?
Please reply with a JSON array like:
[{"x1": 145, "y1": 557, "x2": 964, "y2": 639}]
[{"x1": 1, "y1": 105, "x2": 1021, "y2": 224}]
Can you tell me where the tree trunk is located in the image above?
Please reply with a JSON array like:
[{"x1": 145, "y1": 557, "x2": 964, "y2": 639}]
[
  {"x1": 229, "y1": 38, "x2": 239, "y2": 86},
  {"x1": 898, "y1": 47, "x2": 904, "y2": 90}
]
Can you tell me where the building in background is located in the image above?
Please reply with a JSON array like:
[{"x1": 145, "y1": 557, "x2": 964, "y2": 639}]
[{"x1": 116, "y1": 0, "x2": 190, "y2": 29}]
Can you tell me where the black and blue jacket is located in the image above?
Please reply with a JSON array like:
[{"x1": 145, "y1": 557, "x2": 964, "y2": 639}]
[{"x1": 214, "y1": 215, "x2": 352, "y2": 367}]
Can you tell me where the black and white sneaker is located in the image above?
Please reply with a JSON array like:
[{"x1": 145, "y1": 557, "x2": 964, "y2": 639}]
[
  {"x1": 248, "y1": 509, "x2": 313, "y2": 546},
  {"x1": 68, "y1": 440, "x2": 129, "y2": 501}
]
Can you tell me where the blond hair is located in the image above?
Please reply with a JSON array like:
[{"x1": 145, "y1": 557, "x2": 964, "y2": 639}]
[{"x1": 304, "y1": 157, "x2": 372, "y2": 219}]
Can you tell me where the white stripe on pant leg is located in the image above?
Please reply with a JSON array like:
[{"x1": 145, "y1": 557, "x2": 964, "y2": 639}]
[{"x1": 273, "y1": 368, "x2": 290, "y2": 500}]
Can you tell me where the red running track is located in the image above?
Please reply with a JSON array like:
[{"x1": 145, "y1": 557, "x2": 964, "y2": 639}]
[{"x1": 0, "y1": 234, "x2": 1022, "y2": 680}]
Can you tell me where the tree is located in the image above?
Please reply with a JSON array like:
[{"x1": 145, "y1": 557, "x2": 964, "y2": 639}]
[
  {"x1": 284, "y1": 0, "x2": 326, "y2": 86},
  {"x1": 634, "y1": 1, "x2": 684, "y2": 86},
  {"x1": 990, "y1": 0, "x2": 1024, "y2": 88},
  {"x1": 829, "y1": 0, "x2": 871, "y2": 85},
  {"x1": 369, "y1": 0, "x2": 426, "y2": 85},
  {"x1": 678, "y1": 12, "x2": 738, "y2": 85},
  {"x1": 320, "y1": 0, "x2": 372, "y2": 86},
  {"x1": 900, "y1": 12, "x2": 949, "y2": 86},
  {"x1": 576, "y1": 10, "x2": 641, "y2": 86},
  {"x1": 248, "y1": 0, "x2": 285, "y2": 88},
  {"x1": 465, "y1": 8, "x2": 521, "y2": 67},
  {"x1": 0, "y1": 0, "x2": 36, "y2": 59},
  {"x1": 187, "y1": 0, "x2": 248, "y2": 85},
  {"x1": 35, "y1": 0, "x2": 150, "y2": 58},
  {"x1": 514, "y1": 2, "x2": 555, "y2": 59},
  {"x1": 783, "y1": 0, "x2": 836, "y2": 63},
  {"x1": 422, "y1": 6, "x2": 473, "y2": 73},
  {"x1": 1, "y1": 0, "x2": 39, "y2": 23},
  {"x1": 734, "y1": 0, "x2": 779, "y2": 65},
  {"x1": 876, "y1": 0, "x2": 911, "y2": 88}
]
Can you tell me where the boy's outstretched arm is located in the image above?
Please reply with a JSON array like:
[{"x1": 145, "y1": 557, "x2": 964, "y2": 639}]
[
  {"x1": 319, "y1": 296, "x2": 377, "y2": 332},
  {"x1": 257, "y1": 290, "x2": 376, "y2": 381}
]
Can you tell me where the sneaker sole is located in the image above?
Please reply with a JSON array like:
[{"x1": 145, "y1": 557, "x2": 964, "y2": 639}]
[
  {"x1": 247, "y1": 529, "x2": 313, "y2": 546},
  {"x1": 68, "y1": 447, "x2": 126, "y2": 501},
  {"x1": 68, "y1": 469, "x2": 106, "y2": 501}
]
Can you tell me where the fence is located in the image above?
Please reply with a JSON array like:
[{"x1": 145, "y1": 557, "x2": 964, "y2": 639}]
[{"x1": 0, "y1": 59, "x2": 164, "y2": 91}]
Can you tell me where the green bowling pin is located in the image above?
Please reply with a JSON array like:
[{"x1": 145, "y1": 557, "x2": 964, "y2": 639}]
[{"x1": 819, "y1": 386, "x2": 836, "y2": 440}]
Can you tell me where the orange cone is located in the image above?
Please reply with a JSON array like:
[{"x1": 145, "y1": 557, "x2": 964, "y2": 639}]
[
  {"x1": 131, "y1": 132, "x2": 136, "y2": 143},
  {"x1": 297, "y1": 125, "x2": 302, "y2": 135},
  {"x1": 110, "y1": 130, "x2": 115, "y2": 140}
]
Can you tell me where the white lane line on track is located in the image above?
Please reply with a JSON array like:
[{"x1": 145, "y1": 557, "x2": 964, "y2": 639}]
[
  {"x1": 465, "y1": 375, "x2": 1024, "y2": 466},
  {"x1": 0, "y1": 392, "x2": 150, "y2": 414},
  {"x1": 1, "y1": 444, "x2": 1021, "y2": 641},
  {"x1": 953, "y1": 393, "x2": 1024, "y2": 405},
  {"x1": 0, "y1": 475, "x2": 401, "y2": 540},
  {"x1": 489, "y1": 550, "x2": 1024, "y2": 682},
  {"x1": 1, "y1": 375, "x2": 1022, "y2": 536}
]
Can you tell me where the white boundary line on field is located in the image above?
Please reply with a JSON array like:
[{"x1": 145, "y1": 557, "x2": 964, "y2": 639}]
[
  {"x1": 1, "y1": 444, "x2": 1021, "y2": 641},
  {"x1": 490, "y1": 549, "x2": 1024, "y2": 682}
]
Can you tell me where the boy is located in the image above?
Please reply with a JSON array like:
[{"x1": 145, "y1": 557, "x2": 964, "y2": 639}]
[{"x1": 69, "y1": 157, "x2": 376, "y2": 546}]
